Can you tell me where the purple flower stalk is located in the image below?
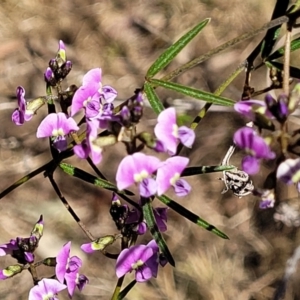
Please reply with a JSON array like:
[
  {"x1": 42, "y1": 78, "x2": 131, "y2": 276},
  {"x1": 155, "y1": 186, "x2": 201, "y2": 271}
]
[
  {"x1": 116, "y1": 153, "x2": 161, "y2": 197},
  {"x1": 37, "y1": 112, "x2": 79, "y2": 152},
  {"x1": 28, "y1": 278, "x2": 66, "y2": 300},
  {"x1": 234, "y1": 127, "x2": 275, "y2": 175},
  {"x1": 12, "y1": 86, "x2": 33, "y2": 125},
  {"x1": 154, "y1": 107, "x2": 195, "y2": 155},
  {"x1": 156, "y1": 156, "x2": 191, "y2": 196}
]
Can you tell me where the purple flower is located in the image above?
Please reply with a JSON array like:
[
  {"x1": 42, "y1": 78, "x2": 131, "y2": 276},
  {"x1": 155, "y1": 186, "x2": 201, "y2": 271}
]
[
  {"x1": 0, "y1": 239, "x2": 18, "y2": 257},
  {"x1": 144, "y1": 240, "x2": 160, "y2": 278},
  {"x1": 11, "y1": 86, "x2": 33, "y2": 125},
  {"x1": 234, "y1": 99, "x2": 272, "y2": 119},
  {"x1": 234, "y1": 127, "x2": 275, "y2": 174},
  {"x1": 73, "y1": 119, "x2": 102, "y2": 164},
  {"x1": 154, "y1": 107, "x2": 195, "y2": 155},
  {"x1": 71, "y1": 68, "x2": 117, "y2": 118},
  {"x1": 116, "y1": 245, "x2": 154, "y2": 282},
  {"x1": 55, "y1": 241, "x2": 83, "y2": 297},
  {"x1": 37, "y1": 112, "x2": 79, "y2": 152},
  {"x1": 277, "y1": 158, "x2": 300, "y2": 184},
  {"x1": 76, "y1": 274, "x2": 89, "y2": 291},
  {"x1": 28, "y1": 278, "x2": 66, "y2": 300},
  {"x1": 116, "y1": 153, "x2": 161, "y2": 197},
  {"x1": 156, "y1": 156, "x2": 190, "y2": 196},
  {"x1": 253, "y1": 189, "x2": 275, "y2": 209}
]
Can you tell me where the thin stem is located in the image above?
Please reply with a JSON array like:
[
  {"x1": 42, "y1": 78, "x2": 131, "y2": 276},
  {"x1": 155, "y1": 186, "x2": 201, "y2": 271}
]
[
  {"x1": 175, "y1": 61, "x2": 246, "y2": 155},
  {"x1": 111, "y1": 277, "x2": 125, "y2": 300},
  {"x1": 47, "y1": 173, "x2": 95, "y2": 241},
  {"x1": 0, "y1": 161, "x2": 53, "y2": 199},
  {"x1": 161, "y1": 16, "x2": 288, "y2": 82},
  {"x1": 283, "y1": 27, "x2": 291, "y2": 94}
]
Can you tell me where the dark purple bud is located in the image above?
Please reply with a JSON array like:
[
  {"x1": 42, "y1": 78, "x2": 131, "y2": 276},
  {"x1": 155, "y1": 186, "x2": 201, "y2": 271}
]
[
  {"x1": 60, "y1": 60, "x2": 72, "y2": 79},
  {"x1": 49, "y1": 58, "x2": 58, "y2": 72},
  {"x1": 44, "y1": 67, "x2": 57, "y2": 86},
  {"x1": 277, "y1": 94, "x2": 288, "y2": 122}
]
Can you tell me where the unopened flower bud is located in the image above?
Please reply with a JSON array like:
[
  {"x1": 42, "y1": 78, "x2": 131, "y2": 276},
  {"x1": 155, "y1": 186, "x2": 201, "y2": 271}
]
[
  {"x1": 31, "y1": 215, "x2": 44, "y2": 241},
  {"x1": 0, "y1": 264, "x2": 23, "y2": 280},
  {"x1": 81, "y1": 235, "x2": 121, "y2": 253},
  {"x1": 56, "y1": 40, "x2": 67, "y2": 67},
  {"x1": 60, "y1": 60, "x2": 72, "y2": 79},
  {"x1": 137, "y1": 132, "x2": 165, "y2": 152},
  {"x1": 44, "y1": 67, "x2": 57, "y2": 86},
  {"x1": 42, "y1": 257, "x2": 56, "y2": 267}
]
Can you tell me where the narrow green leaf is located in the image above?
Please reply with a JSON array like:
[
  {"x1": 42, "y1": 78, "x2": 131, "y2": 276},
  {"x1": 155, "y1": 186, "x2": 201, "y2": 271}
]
[
  {"x1": 149, "y1": 78, "x2": 235, "y2": 106},
  {"x1": 157, "y1": 194, "x2": 229, "y2": 239},
  {"x1": 118, "y1": 280, "x2": 136, "y2": 300},
  {"x1": 260, "y1": 0, "x2": 289, "y2": 59},
  {"x1": 59, "y1": 163, "x2": 134, "y2": 195},
  {"x1": 266, "y1": 37, "x2": 300, "y2": 61},
  {"x1": 146, "y1": 18, "x2": 210, "y2": 78},
  {"x1": 181, "y1": 165, "x2": 235, "y2": 177},
  {"x1": 143, "y1": 82, "x2": 165, "y2": 115},
  {"x1": 142, "y1": 198, "x2": 175, "y2": 266}
]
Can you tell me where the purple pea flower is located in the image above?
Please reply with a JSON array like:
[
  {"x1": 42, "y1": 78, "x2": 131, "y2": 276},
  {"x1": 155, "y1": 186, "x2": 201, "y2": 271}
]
[
  {"x1": 37, "y1": 112, "x2": 79, "y2": 152},
  {"x1": 234, "y1": 127, "x2": 275, "y2": 175},
  {"x1": 28, "y1": 278, "x2": 66, "y2": 300},
  {"x1": 0, "y1": 239, "x2": 19, "y2": 257},
  {"x1": 71, "y1": 68, "x2": 117, "y2": 118},
  {"x1": 73, "y1": 119, "x2": 103, "y2": 164},
  {"x1": 116, "y1": 244, "x2": 154, "y2": 282},
  {"x1": 116, "y1": 153, "x2": 161, "y2": 197},
  {"x1": 55, "y1": 241, "x2": 84, "y2": 297},
  {"x1": 154, "y1": 107, "x2": 195, "y2": 155},
  {"x1": 156, "y1": 156, "x2": 191, "y2": 196},
  {"x1": 277, "y1": 158, "x2": 300, "y2": 184},
  {"x1": 253, "y1": 189, "x2": 275, "y2": 209},
  {"x1": 12, "y1": 86, "x2": 33, "y2": 125},
  {"x1": 234, "y1": 99, "x2": 273, "y2": 120}
]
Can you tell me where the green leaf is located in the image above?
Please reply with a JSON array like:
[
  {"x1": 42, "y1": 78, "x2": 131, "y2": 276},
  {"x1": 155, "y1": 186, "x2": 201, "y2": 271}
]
[
  {"x1": 157, "y1": 194, "x2": 229, "y2": 239},
  {"x1": 260, "y1": 0, "x2": 289, "y2": 59},
  {"x1": 181, "y1": 165, "x2": 235, "y2": 177},
  {"x1": 148, "y1": 78, "x2": 235, "y2": 106},
  {"x1": 142, "y1": 198, "x2": 175, "y2": 266},
  {"x1": 59, "y1": 163, "x2": 134, "y2": 195},
  {"x1": 146, "y1": 18, "x2": 210, "y2": 78},
  {"x1": 118, "y1": 280, "x2": 136, "y2": 300},
  {"x1": 143, "y1": 82, "x2": 165, "y2": 115},
  {"x1": 266, "y1": 37, "x2": 300, "y2": 61}
]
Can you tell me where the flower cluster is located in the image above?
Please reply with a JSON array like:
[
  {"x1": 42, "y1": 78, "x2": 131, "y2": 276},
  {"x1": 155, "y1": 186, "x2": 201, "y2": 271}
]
[
  {"x1": 8, "y1": 39, "x2": 198, "y2": 298},
  {"x1": 233, "y1": 84, "x2": 300, "y2": 209},
  {"x1": 0, "y1": 216, "x2": 87, "y2": 299}
]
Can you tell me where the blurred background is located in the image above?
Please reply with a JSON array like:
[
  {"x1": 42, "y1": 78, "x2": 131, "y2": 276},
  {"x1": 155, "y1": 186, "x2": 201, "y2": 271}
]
[{"x1": 1, "y1": 0, "x2": 300, "y2": 299}]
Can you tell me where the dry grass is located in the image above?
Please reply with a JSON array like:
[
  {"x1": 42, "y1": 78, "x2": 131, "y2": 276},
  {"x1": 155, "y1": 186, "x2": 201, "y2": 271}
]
[{"x1": 1, "y1": 0, "x2": 300, "y2": 299}]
